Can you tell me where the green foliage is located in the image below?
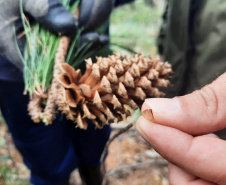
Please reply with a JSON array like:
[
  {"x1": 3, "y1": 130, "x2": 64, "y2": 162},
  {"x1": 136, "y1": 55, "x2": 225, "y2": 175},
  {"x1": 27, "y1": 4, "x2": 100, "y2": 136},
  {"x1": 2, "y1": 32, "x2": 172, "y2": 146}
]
[
  {"x1": 0, "y1": 132, "x2": 30, "y2": 184},
  {"x1": 21, "y1": 22, "x2": 60, "y2": 94},
  {"x1": 0, "y1": 163, "x2": 29, "y2": 185},
  {"x1": 0, "y1": 111, "x2": 5, "y2": 126},
  {"x1": 110, "y1": 0, "x2": 162, "y2": 56},
  {"x1": 0, "y1": 156, "x2": 13, "y2": 179}
]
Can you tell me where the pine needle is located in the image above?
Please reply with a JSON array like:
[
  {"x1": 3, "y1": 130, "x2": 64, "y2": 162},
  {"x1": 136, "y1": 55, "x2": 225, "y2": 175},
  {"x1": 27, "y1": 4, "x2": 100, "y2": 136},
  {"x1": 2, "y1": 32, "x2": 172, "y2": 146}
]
[
  {"x1": 19, "y1": 0, "x2": 77, "y2": 94},
  {"x1": 128, "y1": 108, "x2": 142, "y2": 124}
]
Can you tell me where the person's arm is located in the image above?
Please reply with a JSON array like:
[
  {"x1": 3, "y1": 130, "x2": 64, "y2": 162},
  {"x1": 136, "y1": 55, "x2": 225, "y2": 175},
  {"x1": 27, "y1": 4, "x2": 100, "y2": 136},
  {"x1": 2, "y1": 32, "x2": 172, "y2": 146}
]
[{"x1": 136, "y1": 72, "x2": 226, "y2": 184}]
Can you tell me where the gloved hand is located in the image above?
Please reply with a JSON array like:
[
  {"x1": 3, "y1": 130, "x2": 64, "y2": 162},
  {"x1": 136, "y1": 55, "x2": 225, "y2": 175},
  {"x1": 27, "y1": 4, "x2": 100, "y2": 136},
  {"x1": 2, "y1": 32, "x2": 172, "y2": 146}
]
[
  {"x1": 0, "y1": 0, "x2": 78, "y2": 70},
  {"x1": 77, "y1": 0, "x2": 116, "y2": 50},
  {"x1": 0, "y1": 0, "x2": 115, "y2": 71},
  {"x1": 78, "y1": 0, "x2": 137, "y2": 49},
  {"x1": 78, "y1": 0, "x2": 115, "y2": 32}
]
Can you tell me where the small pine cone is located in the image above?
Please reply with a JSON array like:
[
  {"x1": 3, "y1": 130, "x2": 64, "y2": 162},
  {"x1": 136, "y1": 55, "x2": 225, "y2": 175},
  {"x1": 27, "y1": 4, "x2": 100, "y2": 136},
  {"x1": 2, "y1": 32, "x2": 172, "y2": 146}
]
[
  {"x1": 57, "y1": 53, "x2": 173, "y2": 129},
  {"x1": 42, "y1": 36, "x2": 70, "y2": 125},
  {"x1": 28, "y1": 95, "x2": 43, "y2": 123}
]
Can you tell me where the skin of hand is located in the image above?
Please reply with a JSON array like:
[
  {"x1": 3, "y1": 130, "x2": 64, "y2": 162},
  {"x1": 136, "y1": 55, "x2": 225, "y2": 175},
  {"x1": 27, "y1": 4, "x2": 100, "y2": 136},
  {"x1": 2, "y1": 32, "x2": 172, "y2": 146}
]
[{"x1": 136, "y1": 72, "x2": 226, "y2": 185}]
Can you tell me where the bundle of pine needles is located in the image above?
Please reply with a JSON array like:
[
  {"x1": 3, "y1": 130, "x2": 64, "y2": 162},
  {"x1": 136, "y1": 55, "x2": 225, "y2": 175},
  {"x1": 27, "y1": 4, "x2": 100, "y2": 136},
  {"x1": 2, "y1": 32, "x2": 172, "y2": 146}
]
[{"x1": 18, "y1": 0, "x2": 97, "y2": 124}]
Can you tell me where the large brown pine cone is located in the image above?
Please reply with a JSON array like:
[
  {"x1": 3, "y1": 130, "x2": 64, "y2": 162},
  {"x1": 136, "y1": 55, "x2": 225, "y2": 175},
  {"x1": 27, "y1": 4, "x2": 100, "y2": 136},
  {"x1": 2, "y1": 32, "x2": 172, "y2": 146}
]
[{"x1": 57, "y1": 53, "x2": 173, "y2": 129}]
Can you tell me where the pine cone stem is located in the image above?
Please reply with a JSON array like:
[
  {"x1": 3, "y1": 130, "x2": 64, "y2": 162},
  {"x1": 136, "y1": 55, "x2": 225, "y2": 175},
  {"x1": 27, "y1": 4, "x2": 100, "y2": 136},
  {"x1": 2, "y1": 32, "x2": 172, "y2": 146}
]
[
  {"x1": 42, "y1": 36, "x2": 70, "y2": 125},
  {"x1": 28, "y1": 95, "x2": 43, "y2": 123}
]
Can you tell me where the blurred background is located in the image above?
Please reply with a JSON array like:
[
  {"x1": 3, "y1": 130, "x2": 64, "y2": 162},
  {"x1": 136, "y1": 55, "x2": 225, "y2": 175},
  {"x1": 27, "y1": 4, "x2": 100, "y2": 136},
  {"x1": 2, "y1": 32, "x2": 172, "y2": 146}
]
[
  {"x1": 0, "y1": 0, "x2": 168, "y2": 184},
  {"x1": 111, "y1": 0, "x2": 164, "y2": 56}
]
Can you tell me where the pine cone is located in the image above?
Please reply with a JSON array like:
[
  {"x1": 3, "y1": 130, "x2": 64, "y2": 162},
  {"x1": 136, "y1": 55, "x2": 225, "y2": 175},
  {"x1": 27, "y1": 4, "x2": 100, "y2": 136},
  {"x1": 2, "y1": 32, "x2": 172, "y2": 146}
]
[
  {"x1": 57, "y1": 53, "x2": 173, "y2": 129},
  {"x1": 28, "y1": 94, "x2": 43, "y2": 123}
]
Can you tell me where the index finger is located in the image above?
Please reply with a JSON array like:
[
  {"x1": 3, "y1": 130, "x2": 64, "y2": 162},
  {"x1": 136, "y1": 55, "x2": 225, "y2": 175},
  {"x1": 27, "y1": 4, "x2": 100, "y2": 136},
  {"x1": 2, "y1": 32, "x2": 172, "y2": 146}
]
[{"x1": 142, "y1": 73, "x2": 226, "y2": 135}]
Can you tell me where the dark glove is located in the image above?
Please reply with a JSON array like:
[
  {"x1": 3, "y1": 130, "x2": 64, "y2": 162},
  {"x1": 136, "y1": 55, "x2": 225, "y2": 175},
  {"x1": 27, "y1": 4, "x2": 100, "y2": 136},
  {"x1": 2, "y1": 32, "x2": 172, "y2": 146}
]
[
  {"x1": 0, "y1": 0, "x2": 78, "y2": 70},
  {"x1": 115, "y1": 0, "x2": 135, "y2": 7},
  {"x1": 76, "y1": 0, "x2": 117, "y2": 55},
  {"x1": 79, "y1": 0, "x2": 115, "y2": 32},
  {"x1": 80, "y1": 32, "x2": 109, "y2": 48}
]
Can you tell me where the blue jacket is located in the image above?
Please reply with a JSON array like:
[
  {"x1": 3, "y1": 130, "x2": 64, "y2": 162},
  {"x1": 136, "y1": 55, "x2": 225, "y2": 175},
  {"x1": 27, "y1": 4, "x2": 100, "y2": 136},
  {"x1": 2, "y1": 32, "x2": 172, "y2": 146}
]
[{"x1": 0, "y1": 55, "x2": 23, "y2": 82}]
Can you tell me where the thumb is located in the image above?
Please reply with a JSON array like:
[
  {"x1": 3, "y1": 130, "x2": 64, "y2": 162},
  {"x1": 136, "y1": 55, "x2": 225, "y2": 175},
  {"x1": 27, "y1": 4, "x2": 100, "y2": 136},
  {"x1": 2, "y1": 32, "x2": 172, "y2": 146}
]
[
  {"x1": 24, "y1": 0, "x2": 78, "y2": 35},
  {"x1": 141, "y1": 72, "x2": 226, "y2": 135}
]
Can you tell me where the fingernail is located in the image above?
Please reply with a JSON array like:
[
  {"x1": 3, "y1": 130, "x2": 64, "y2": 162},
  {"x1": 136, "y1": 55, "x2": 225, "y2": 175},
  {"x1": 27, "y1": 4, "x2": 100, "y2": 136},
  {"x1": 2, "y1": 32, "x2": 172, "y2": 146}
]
[
  {"x1": 144, "y1": 98, "x2": 181, "y2": 115},
  {"x1": 203, "y1": 133, "x2": 219, "y2": 138},
  {"x1": 142, "y1": 109, "x2": 154, "y2": 122}
]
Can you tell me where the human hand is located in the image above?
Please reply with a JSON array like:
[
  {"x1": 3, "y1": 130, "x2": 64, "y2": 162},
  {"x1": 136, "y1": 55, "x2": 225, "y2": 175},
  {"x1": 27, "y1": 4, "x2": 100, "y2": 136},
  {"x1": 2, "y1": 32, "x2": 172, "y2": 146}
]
[
  {"x1": 0, "y1": 0, "x2": 78, "y2": 70},
  {"x1": 79, "y1": 0, "x2": 114, "y2": 32},
  {"x1": 77, "y1": 0, "x2": 116, "y2": 50},
  {"x1": 136, "y1": 72, "x2": 226, "y2": 185}
]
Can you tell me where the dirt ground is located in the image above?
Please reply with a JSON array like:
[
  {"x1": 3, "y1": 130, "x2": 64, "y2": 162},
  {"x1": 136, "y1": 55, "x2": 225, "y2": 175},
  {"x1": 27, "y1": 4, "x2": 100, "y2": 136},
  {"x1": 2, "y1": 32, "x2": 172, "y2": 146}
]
[
  {"x1": 105, "y1": 127, "x2": 169, "y2": 185},
  {"x1": 0, "y1": 122, "x2": 169, "y2": 185},
  {"x1": 0, "y1": 123, "x2": 30, "y2": 185}
]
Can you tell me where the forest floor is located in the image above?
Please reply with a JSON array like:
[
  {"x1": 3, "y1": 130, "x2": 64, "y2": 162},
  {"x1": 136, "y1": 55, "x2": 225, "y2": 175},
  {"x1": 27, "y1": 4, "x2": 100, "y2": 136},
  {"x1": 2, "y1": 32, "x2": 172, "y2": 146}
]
[{"x1": 105, "y1": 127, "x2": 169, "y2": 185}]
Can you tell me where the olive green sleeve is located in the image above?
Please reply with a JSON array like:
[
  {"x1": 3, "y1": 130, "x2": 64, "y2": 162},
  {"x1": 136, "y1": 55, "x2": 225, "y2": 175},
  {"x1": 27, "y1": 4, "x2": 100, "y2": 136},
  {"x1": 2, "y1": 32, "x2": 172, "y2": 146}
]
[{"x1": 157, "y1": 2, "x2": 168, "y2": 55}]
